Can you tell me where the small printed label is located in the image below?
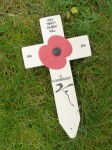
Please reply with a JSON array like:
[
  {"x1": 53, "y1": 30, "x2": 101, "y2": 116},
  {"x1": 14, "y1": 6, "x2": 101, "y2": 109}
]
[
  {"x1": 46, "y1": 18, "x2": 57, "y2": 32},
  {"x1": 52, "y1": 75, "x2": 71, "y2": 82},
  {"x1": 27, "y1": 55, "x2": 32, "y2": 58},
  {"x1": 81, "y1": 44, "x2": 86, "y2": 48}
]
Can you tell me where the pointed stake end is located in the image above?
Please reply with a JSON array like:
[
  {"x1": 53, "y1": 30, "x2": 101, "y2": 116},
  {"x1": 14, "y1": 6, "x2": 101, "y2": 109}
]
[{"x1": 59, "y1": 115, "x2": 80, "y2": 139}]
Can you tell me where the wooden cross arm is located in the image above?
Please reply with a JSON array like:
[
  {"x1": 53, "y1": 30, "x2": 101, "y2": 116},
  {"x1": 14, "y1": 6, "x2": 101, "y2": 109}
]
[{"x1": 22, "y1": 35, "x2": 91, "y2": 69}]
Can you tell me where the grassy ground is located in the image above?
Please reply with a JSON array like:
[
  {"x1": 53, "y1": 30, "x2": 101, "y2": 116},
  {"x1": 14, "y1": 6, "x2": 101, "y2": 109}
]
[{"x1": 0, "y1": 0, "x2": 112, "y2": 149}]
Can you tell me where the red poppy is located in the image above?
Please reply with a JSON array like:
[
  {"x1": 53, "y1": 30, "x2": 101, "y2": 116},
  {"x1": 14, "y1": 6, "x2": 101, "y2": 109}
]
[{"x1": 39, "y1": 35, "x2": 72, "y2": 69}]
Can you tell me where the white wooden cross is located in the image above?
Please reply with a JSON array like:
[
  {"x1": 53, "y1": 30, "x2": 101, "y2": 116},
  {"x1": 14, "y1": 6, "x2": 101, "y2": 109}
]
[{"x1": 22, "y1": 15, "x2": 92, "y2": 138}]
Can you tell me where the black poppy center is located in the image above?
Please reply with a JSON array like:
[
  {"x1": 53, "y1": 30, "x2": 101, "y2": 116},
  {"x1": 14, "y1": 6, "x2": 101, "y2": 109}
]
[{"x1": 52, "y1": 47, "x2": 61, "y2": 56}]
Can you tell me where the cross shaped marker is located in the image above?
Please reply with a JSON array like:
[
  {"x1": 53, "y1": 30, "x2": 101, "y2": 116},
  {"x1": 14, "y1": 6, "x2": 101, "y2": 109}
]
[{"x1": 22, "y1": 15, "x2": 92, "y2": 138}]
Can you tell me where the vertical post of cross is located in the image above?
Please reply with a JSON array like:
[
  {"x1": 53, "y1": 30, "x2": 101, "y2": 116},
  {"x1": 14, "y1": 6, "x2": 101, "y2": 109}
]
[{"x1": 39, "y1": 15, "x2": 80, "y2": 138}]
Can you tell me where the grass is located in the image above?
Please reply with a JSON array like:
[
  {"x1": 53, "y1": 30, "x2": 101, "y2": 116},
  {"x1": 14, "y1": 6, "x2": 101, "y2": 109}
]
[{"x1": 0, "y1": 0, "x2": 112, "y2": 149}]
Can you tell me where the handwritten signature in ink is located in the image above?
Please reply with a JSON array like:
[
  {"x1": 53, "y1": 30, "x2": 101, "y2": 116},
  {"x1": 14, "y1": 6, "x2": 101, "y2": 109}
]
[{"x1": 55, "y1": 83, "x2": 74, "y2": 107}]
